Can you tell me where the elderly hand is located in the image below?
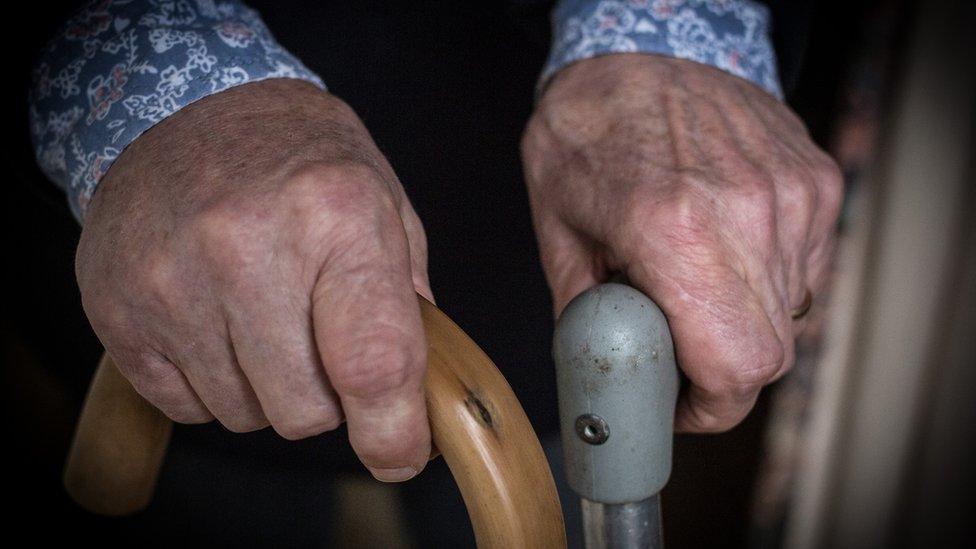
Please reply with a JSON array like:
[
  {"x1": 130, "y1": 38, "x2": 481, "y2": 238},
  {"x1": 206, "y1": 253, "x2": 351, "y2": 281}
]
[
  {"x1": 522, "y1": 54, "x2": 843, "y2": 432},
  {"x1": 77, "y1": 79, "x2": 431, "y2": 481}
]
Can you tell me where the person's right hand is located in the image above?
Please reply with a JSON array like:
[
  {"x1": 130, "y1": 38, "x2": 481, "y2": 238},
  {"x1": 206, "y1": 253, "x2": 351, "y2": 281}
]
[{"x1": 77, "y1": 79, "x2": 432, "y2": 482}]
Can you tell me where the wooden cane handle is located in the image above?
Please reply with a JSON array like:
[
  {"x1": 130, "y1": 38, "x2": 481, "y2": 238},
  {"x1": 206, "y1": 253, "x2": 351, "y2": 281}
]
[
  {"x1": 63, "y1": 353, "x2": 173, "y2": 516},
  {"x1": 64, "y1": 297, "x2": 566, "y2": 547},
  {"x1": 420, "y1": 299, "x2": 566, "y2": 547}
]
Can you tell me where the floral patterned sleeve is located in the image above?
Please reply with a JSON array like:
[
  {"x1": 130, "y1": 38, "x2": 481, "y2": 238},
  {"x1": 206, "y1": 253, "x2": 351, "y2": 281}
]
[
  {"x1": 542, "y1": 0, "x2": 782, "y2": 98},
  {"x1": 29, "y1": 0, "x2": 325, "y2": 221}
]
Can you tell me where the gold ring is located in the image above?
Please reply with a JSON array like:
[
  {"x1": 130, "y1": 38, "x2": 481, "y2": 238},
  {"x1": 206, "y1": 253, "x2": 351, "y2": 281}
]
[{"x1": 791, "y1": 289, "x2": 813, "y2": 320}]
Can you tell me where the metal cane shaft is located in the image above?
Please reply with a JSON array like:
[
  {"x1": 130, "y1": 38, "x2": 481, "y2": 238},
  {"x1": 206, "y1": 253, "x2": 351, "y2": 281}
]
[{"x1": 582, "y1": 495, "x2": 664, "y2": 549}]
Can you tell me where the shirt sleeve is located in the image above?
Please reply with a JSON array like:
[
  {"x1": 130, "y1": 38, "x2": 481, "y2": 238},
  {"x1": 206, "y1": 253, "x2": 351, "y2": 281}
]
[
  {"x1": 29, "y1": 0, "x2": 325, "y2": 222},
  {"x1": 541, "y1": 0, "x2": 782, "y2": 98}
]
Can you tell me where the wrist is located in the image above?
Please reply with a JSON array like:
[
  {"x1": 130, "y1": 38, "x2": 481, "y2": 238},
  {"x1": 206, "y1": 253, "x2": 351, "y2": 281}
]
[
  {"x1": 545, "y1": 53, "x2": 769, "y2": 104},
  {"x1": 84, "y1": 80, "x2": 373, "y2": 226},
  {"x1": 30, "y1": 0, "x2": 325, "y2": 222}
]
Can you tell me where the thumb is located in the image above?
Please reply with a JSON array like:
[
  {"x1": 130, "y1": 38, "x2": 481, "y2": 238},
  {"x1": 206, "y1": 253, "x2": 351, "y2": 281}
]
[
  {"x1": 313, "y1": 217, "x2": 430, "y2": 482},
  {"x1": 540, "y1": 222, "x2": 606, "y2": 316}
]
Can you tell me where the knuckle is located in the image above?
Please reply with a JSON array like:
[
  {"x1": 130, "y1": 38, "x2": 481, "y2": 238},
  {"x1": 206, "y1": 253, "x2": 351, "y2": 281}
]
[
  {"x1": 190, "y1": 203, "x2": 261, "y2": 273},
  {"x1": 625, "y1": 179, "x2": 713, "y2": 248},
  {"x1": 814, "y1": 153, "x2": 844, "y2": 188},
  {"x1": 207, "y1": 399, "x2": 269, "y2": 433},
  {"x1": 136, "y1": 251, "x2": 181, "y2": 303},
  {"x1": 330, "y1": 332, "x2": 424, "y2": 401},
  {"x1": 689, "y1": 410, "x2": 743, "y2": 434},
  {"x1": 332, "y1": 352, "x2": 413, "y2": 401},
  {"x1": 623, "y1": 181, "x2": 733, "y2": 272},
  {"x1": 815, "y1": 156, "x2": 845, "y2": 213},
  {"x1": 355, "y1": 440, "x2": 420, "y2": 469},
  {"x1": 285, "y1": 162, "x2": 397, "y2": 221},
  {"x1": 777, "y1": 168, "x2": 814, "y2": 207},
  {"x1": 732, "y1": 175, "x2": 778, "y2": 229},
  {"x1": 738, "y1": 169, "x2": 779, "y2": 203},
  {"x1": 679, "y1": 393, "x2": 752, "y2": 434},
  {"x1": 219, "y1": 414, "x2": 268, "y2": 434},
  {"x1": 118, "y1": 353, "x2": 209, "y2": 423},
  {"x1": 282, "y1": 163, "x2": 402, "y2": 254},
  {"x1": 160, "y1": 405, "x2": 211, "y2": 425},
  {"x1": 724, "y1": 338, "x2": 784, "y2": 390},
  {"x1": 120, "y1": 352, "x2": 181, "y2": 393},
  {"x1": 654, "y1": 178, "x2": 710, "y2": 227},
  {"x1": 270, "y1": 408, "x2": 343, "y2": 441}
]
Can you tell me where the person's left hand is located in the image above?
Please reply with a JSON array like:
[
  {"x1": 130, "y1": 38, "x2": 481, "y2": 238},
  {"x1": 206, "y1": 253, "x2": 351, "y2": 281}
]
[{"x1": 522, "y1": 54, "x2": 843, "y2": 433}]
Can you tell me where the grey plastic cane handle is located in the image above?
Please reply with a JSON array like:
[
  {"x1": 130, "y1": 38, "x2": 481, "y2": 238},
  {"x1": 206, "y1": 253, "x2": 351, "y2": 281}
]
[{"x1": 553, "y1": 283, "x2": 679, "y2": 504}]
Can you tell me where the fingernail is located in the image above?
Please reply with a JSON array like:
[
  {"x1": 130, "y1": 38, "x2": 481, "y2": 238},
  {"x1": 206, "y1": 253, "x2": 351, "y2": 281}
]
[{"x1": 368, "y1": 466, "x2": 418, "y2": 483}]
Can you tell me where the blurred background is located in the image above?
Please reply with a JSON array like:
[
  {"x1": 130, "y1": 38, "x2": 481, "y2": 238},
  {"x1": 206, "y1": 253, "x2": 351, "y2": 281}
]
[{"x1": 3, "y1": 0, "x2": 974, "y2": 547}]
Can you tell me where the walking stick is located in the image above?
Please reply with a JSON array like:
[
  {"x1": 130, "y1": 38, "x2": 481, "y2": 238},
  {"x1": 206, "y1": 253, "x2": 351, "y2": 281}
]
[
  {"x1": 553, "y1": 283, "x2": 679, "y2": 548},
  {"x1": 64, "y1": 296, "x2": 566, "y2": 548}
]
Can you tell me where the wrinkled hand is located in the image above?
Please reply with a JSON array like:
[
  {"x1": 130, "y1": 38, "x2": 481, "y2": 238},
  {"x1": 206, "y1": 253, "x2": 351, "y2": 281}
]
[
  {"x1": 78, "y1": 79, "x2": 431, "y2": 481},
  {"x1": 522, "y1": 54, "x2": 843, "y2": 432}
]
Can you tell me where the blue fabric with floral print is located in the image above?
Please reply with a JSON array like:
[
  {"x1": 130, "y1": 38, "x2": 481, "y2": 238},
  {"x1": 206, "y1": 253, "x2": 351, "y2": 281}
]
[
  {"x1": 29, "y1": 0, "x2": 325, "y2": 221},
  {"x1": 543, "y1": 0, "x2": 781, "y2": 96},
  {"x1": 31, "y1": 0, "x2": 780, "y2": 222}
]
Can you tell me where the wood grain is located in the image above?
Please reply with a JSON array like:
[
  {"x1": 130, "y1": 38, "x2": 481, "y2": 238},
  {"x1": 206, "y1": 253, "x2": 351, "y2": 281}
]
[
  {"x1": 64, "y1": 296, "x2": 566, "y2": 547},
  {"x1": 420, "y1": 298, "x2": 566, "y2": 548}
]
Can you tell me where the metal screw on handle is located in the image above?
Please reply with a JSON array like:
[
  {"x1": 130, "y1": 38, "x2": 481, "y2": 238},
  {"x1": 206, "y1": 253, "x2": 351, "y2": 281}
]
[
  {"x1": 575, "y1": 414, "x2": 610, "y2": 445},
  {"x1": 553, "y1": 283, "x2": 680, "y2": 549}
]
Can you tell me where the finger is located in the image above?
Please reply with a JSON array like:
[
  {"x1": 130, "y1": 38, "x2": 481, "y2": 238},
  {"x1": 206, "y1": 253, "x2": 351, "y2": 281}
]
[
  {"x1": 786, "y1": 252, "x2": 810, "y2": 320},
  {"x1": 675, "y1": 382, "x2": 760, "y2": 433},
  {"x1": 538, "y1": 221, "x2": 606, "y2": 316},
  {"x1": 806, "y1": 231, "x2": 837, "y2": 295},
  {"x1": 748, "y1": 250, "x2": 797, "y2": 382},
  {"x1": 805, "y1": 152, "x2": 844, "y2": 295},
  {"x1": 398, "y1": 203, "x2": 434, "y2": 303},
  {"x1": 627, "y1": 259, "x2": 784, "y2": 433},
  {"x1": 776, "y1": 177, "x2": 816, "y2": 314},
  {"x1": 730, "y1": 182, "x2": 799, "y2": 379},
  {"x1": 103, "y1": 245, "x2": 266, "y2": 431},
  {"x1": 224, "y1": 285, "x2": 344, "y2": 441},
  {"x1": 729, "y1": 196, "x2": 797, "y2": 381},
  {"x1": 313, "y1": 214, "x2": 430, "y2": 482},
  {"x1": 108, "y1": 345, "x2": 214, "y2": 424},
  {"x1": 165, "y1": 323, "x2": 269, "y2": 433}
]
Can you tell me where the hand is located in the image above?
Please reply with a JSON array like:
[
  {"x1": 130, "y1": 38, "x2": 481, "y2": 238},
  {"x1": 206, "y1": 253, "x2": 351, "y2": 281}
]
[
  {"x1": 77, "y1": 79, "x2": 432, "y2": 481},
  {"x1": 522, "y1": 54, "x2": 843, "y2": 433}
]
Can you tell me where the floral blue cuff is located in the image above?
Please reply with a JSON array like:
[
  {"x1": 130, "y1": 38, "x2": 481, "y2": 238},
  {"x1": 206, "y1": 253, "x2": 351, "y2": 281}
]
[
  {"x1": 29, "y1": 0, "x2": 325, "y2": 221},
  {"x1": 542, "y1": 0, "x2": 782, "y2": 99}
]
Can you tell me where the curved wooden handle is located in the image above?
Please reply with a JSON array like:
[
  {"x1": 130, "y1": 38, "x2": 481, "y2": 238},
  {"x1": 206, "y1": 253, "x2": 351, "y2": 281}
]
[
  {"x1": 64, "y1": 353, "x2": 173, "y2": 516},
  {"x1": 420, "y1": 299, "x2": 565, "y2": 547},
  {"x1": 64, "y1": 297, "x2": 566, "y2": 548}
]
